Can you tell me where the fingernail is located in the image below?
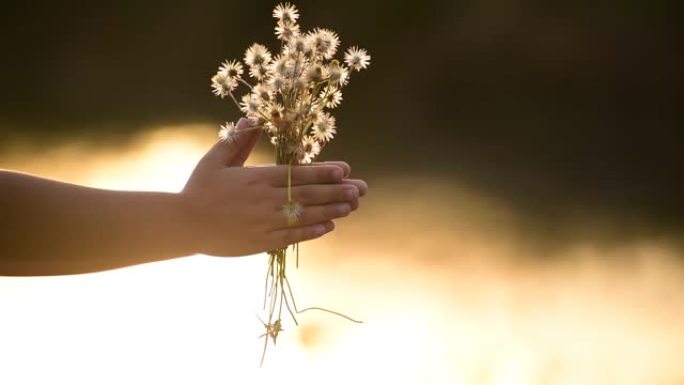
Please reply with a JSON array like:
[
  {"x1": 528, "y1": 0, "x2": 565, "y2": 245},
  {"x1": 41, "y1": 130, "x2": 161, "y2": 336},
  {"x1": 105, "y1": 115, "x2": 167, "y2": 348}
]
[
  {"x1": 337, "y1": 203, "x2": 351, "y2": 215},
  {"x1": 314, "y1": 224, "x2": 327, "y2": 236},
  {"x1": 344, "y1": 187, "x2": 359, "y2": 200},
  {"x1": 236, "y1": 117, "x2": 253, "y2": 129}
]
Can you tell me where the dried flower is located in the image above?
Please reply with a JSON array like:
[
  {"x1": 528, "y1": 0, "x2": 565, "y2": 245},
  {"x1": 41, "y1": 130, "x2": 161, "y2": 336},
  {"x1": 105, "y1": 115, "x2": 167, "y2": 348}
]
[
  {"x1": 211, "y1": 72, "x2": 237, "y2": 97},
  {"x1": 218, "y1": 122, "x2": 239, "y2": 142},
  {"x1": 244, "y1": 43, "x2": 272, "y2": 68},
  {"x1": 320, "y1": 86, "x2": 343, "y2": 108},
  {"x1": 273, "y1": 3, "x2": 299, "y2": 24},
  {"x1": 219, "y1": 60, "x2": 244, "y2": 79},
  {"x1": 312, "y1": 112, "x2": 337, "y2": 142},
  {"x1": 344, "y1": 46, "x2": 371, "y2": 72}
]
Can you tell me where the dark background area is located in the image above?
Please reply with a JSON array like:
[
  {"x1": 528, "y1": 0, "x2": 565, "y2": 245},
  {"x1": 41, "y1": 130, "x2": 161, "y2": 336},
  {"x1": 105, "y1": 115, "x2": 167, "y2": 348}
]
[{"x1": 1, "y1": 0, "x2": 682, "y2": 233}]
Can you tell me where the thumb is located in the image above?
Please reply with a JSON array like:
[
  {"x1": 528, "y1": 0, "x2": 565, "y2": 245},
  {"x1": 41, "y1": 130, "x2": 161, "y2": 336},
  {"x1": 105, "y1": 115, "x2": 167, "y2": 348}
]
[
  {"x1": 228, "y1": 119, "x2": 262, "y2": 167},
  {"x1": 204, "y1": 118, "x2": 260, "y2": 167}
]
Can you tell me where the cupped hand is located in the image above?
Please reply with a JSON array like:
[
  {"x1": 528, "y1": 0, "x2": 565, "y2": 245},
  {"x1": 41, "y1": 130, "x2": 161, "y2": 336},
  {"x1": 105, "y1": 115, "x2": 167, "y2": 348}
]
[{"x1": 180, "y1": 118, "x2": 366, "y2": 256}]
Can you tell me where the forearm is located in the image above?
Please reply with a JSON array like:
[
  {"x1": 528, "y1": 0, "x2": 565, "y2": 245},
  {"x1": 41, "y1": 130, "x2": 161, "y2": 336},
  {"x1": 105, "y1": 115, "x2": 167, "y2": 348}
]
[{"x1": 0, "y1": 171, "x2": 196, "y2": 276}]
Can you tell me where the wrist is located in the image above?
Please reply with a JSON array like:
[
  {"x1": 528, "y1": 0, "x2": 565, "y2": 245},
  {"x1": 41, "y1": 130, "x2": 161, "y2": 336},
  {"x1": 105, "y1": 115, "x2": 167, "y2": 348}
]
[{"x1": 172, "y1": 191, "x2": 206, "y2": 256}]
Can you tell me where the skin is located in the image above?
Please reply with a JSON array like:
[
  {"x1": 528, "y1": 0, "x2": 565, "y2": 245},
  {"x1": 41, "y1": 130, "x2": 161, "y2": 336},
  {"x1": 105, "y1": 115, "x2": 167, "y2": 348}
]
[{"x1": 0, "y1": 118, "x2": 367, "y2": 276}]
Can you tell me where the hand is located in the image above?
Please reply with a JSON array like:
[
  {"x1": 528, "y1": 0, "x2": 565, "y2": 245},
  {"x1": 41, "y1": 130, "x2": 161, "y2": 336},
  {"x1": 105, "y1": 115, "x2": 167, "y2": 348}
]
[{"x1": 180, "y1": 118, "x2": 367, "y2": 256}]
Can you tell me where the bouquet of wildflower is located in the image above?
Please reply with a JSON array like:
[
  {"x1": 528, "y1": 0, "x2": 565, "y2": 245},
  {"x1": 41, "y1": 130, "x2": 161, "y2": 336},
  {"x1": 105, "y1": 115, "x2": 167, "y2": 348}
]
[{"x1": 210, "y1": 3, "x2": 370, "y2": 365}]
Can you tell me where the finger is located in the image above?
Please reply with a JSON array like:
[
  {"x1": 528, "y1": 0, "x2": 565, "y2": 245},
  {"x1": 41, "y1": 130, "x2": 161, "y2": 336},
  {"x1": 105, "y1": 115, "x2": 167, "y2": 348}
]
[
  {"x1": 254, "y1": 164, "x2": 345, "y2": 187},
  {"x1": 311, "y1": 161, "x2": 351, "y2": 177},
  {"x1": 342, "y1": 178, "x2": 368, "y2": 197},
  {"x1": 230, "y1": 122, "x2": 262, "y2": 167},
  {"x1": 273, "y1": 202, "x2": 351, "y2": 230},
  {"x1": 267, "y1": 221, "x2": 335, "y2": 248},
  {"x1": 277, "y1": 184, "x2": 359, "y2": 207},
  {"x1": 204, "y1": 118, "x2": 257, "y2": 167}
]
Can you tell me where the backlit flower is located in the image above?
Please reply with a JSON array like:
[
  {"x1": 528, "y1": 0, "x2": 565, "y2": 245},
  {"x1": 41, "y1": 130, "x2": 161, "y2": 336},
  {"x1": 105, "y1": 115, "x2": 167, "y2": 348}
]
[
  {"x1": 309, "y1": 28, "x2": 340, "y2": 59},
  {"x1": 244, "y1": 43, "x2": 272, "y2": 67},
  {"x1": 312, "y1": 112, "x2": 337, "y2": 142},
  {"x1": 275, "y1": 20, "x2": 300, "y2": 42},
  {"x1": 218, "y1": 122, "x2": 240, "y2": 142},
  {"x1": 211, "y1": 72, "x2": 237, "y2": 97},
  {"x1": 249, "y1": 64, "x2": 269, "y2": 80},
  {"x1": 273, "y1": 3, "x2": 299, "y2": 24},
  {"x1": 344, "y1": 46, "x2": 371, "y2": 72},
  {"x1": 299, "y1": 135, "x2": 321, "y2": 164},
  {"x1": 253, "y1": 83, "x2": 275, "y2": 102},
  {"x1": 240, "y1": 93, "x2": 261, "y2": 115},
  {"x1": 327, "y1": 61, "x2": 349, "y2": 87},
  {"x1": 219, "y1": 60, "x2": 244, "y2": 79},
  {"x1": 319, "y1": 86, "x2": 343, "y2": 108}
]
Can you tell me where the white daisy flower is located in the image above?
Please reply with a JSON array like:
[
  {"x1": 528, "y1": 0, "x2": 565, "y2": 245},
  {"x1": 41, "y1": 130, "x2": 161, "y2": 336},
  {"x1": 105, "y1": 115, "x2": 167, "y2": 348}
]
[
  {"x1": 275, "y1": 20, "x2": 300, "y2": 42},
  {"x1": 253, "y1": 83, "x2": 275, "y2": 102},
  {"x1": 211, "y1": 72, "x2": 237, "y2": 97},
  {"x1": 327, "y1": 62, "x2": 349, "y2": 87},
  {"x1": 319, "y1": 86, "x2": 343, "y2": 108},
  {"x1": 218, "y1": 60, "x2": 244, "y2": 79},
  {"x1": 312, "y1": 112, "x2": 337, "y2": 142},
  {"x1": 344, "y1": 46, "x2": 371, "y2": 72},
  {"x1": 287, "y1": 35, "x2": 312, "y2": 57},
  {"x1": 249, "y1": 64, "x2": 269, "y2": 80},
  {"x1": 218, "y1": 122, "x2": 240, "y2": 142},
  {"x1": 273, "y1": 3, "x2": 299, "y2": 24},
  {"x1": 240, "y1": 93, "x2": 261, "y2": 115},
  {"x1": 309, "y1": 28, "x2": 340, "y2": 59},
  {"x1": 299, "y1": 135, "x2": 321, "y2": 164},
  {"x1": 244, "y1": 43, "x2": 272, "y2": 67}
]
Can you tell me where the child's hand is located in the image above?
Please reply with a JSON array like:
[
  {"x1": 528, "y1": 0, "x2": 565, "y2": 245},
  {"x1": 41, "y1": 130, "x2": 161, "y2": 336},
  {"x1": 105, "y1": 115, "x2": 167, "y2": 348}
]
[{"x1": 181, "y1": 118, "x2": 366, "y2": 256}]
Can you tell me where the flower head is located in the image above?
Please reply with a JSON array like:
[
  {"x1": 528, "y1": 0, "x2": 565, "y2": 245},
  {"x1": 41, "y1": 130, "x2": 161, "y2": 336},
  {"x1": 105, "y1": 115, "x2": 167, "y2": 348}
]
[
  {"x1": 240, "y1": 93, "x2": 262, "y2": 115},
  {"x1": 312, "y1": 112, "x2": 337, "y2": 142},
  {"x1": 253, "y1": 83, "x2": 275, "y2": 103},
  {"x1": 219, "y1": 60, "x2": 244, "y2": 79},
  {"x1": 344, "y1": 46, "x2": 371, "y2": 72},
  {"x1": 299, "y1": 135, "x2": 321, "y2": 164},
  {"x1": 244, "y1": 43, "x2": 273, "y2": 67},
  {"x1": 275, "y1": 20, "x2": 300, "y2": 42},
  {"x1": 211, "y1": 72, "x2": 237, "y2": 98},
  {"x1": 327, "y1": 61, "x2": 349, "y2": 87},
  {"x1": 319, "y1": 86, "x2": 343, "y2": 109},
  {"x1": 218, "y1": 122, "x2": 240, "y2": 142},
  {"x1": 309, "y1": 28, "x2": 340, "y2": 60},
  {"x1": 273, "y1": 3, "x2": 299, "y2": 24},
  {"x1": 249, "y1": 64, "x2": 270, "y2": 80},
  {"x1": 287, "y1": 35, "x2": 313, "y2": 58}
]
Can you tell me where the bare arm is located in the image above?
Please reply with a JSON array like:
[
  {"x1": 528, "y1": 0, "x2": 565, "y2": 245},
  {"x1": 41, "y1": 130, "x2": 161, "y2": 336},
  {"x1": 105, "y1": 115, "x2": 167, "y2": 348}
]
[
  {"x1": 0, "y1": 173, "x2": 194, "y2": 275},
  {"x1": 0, "y1": 119, "x2": 367, "y2": 276}
]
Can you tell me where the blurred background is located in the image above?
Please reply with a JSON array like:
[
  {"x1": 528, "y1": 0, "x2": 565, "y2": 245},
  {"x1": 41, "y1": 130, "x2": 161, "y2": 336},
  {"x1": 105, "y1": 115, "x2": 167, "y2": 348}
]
[{"x1": 1, "y1": 0, "x2": 683, "y2": 384}]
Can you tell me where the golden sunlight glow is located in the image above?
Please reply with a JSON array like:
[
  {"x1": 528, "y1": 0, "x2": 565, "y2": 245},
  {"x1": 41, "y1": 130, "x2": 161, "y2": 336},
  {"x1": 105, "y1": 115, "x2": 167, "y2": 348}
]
[{"x1": 1, "y1": 124, "x2": 683, "y2": 384}]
